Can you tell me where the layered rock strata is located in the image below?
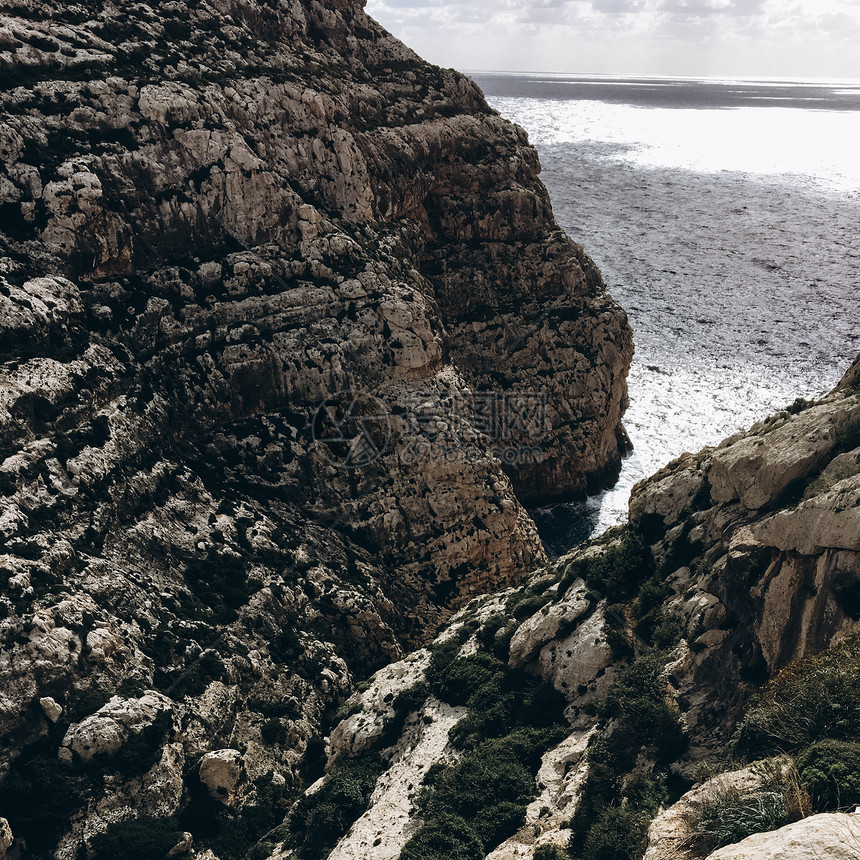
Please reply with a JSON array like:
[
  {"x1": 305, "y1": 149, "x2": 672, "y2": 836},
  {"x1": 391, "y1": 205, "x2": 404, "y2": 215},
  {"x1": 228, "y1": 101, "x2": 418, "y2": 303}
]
[{"x1": 0, "y1": 0, "x2": 632, "y2": 856}]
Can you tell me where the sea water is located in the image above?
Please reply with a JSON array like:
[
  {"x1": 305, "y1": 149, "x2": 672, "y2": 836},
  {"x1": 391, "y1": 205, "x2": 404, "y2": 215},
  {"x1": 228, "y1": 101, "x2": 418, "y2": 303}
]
[{"x1": 470, "y1": 74, "x2": 860, "y2": 554}]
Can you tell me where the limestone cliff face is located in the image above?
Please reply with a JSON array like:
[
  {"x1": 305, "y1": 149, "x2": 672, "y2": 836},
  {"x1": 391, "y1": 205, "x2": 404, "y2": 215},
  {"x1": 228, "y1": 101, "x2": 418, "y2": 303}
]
[
  {"x1": 0, "y1": 0, "x2": 631, "y2": 855},
  {"x1": 0, "y1": 0, "x2": 631, "y2": 612},
  {"x1": 629, "y1": 378, "x2": 860, "y2": 744}
]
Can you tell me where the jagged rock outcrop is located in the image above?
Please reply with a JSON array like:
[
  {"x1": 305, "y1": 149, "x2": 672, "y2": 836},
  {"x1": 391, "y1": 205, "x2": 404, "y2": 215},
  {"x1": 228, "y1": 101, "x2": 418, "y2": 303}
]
[
  {"x1": 0, "y1": 0, "x2": 632, "y2": 856},
  {"x1": 705, "y1": 813, "x2": 860, "y2": 859},
  {"x1": 629, "y1": 378, "x2": 860, "y2": 749},
  {"x1": 0, "y1": 0, "x2": 631, "y2": 621},
  {"x1": 292, "y1": 360, "x2": 860, "y2": 860}
]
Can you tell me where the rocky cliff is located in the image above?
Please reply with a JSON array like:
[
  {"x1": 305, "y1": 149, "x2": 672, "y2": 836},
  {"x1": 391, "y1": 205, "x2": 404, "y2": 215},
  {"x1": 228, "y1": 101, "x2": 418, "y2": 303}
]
[
  {"x1": 0, "y1": 0, "x2": 633, "y2": 857},
  {"x1": 288, "y1": 363, "x2": 860, "y2": 860}
]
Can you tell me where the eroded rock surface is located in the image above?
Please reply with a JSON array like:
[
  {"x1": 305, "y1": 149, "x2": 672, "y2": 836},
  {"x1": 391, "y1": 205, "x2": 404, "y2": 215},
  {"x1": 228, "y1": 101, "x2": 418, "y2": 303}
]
[
  {"x1": 628, "y1": 381, "x2": 860, "y2": 747},
  {"x1": 705, "y1": 813, "x2": 860, "y2": 860},
  {"x1": 295, "y1": 363, "x2": 860, "y2": 860},
  {"x1": 0, "y1": 0, "x2": 632, "y2": 855}
]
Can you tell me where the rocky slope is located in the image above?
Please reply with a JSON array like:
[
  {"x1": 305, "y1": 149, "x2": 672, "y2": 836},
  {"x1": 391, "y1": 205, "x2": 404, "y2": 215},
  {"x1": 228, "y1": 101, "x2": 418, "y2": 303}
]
[
  {"x1": 289, "y1": 361, "x2": 860, "y2": 860},
  {"x1": 0, "y1": 0, "x2": 633, "y2": 857}
]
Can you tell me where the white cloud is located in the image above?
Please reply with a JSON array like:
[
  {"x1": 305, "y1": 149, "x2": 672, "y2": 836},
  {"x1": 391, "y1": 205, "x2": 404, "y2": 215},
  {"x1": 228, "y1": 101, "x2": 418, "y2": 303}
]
[{"x1": 365, "y1": 0, "x2": 860, "y2": 77}]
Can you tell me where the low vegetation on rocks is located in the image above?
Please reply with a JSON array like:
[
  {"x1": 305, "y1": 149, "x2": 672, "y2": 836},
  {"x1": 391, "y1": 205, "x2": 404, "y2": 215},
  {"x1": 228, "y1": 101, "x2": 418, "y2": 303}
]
[
  {"x1": 735, "y1": 633, "x2": 860, "y2": 758},
  {"x1": 279, "y1": 756, "x2": 385, "y2": 860},
  {"x1": 402, "y1": 637, "x2": 568, "y2": 859},
  {"x1": 685, "y1": 760, "x2": 809, "y2": 856},
  {"x1": 403, "y1": 727, "x2": 563, "y2": 859},
  {"x1": 568, "y1": 652, "x2": 687, "y2": 860},
  {"x1": 796, "y1": 741, "x2": 860, "y2": 812}
]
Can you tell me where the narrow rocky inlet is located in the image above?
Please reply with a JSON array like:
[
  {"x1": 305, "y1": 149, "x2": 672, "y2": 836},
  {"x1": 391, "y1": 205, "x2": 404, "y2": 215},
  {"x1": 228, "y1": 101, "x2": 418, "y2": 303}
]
[{"x1": 1, "y1": 2, "x2": 858, "y2": 860}]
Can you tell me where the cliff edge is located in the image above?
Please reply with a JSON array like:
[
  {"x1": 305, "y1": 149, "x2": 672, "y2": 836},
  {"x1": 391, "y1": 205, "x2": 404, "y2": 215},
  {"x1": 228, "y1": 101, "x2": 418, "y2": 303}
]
[{"x1": 0, "y1": 0, "x2": 631, "y2": 856}]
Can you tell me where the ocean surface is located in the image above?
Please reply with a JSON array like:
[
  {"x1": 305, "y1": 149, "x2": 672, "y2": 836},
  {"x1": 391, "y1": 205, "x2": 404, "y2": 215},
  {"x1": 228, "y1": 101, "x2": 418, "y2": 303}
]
[{"x1": 469, "y1": 73, "x2": 860, "y2": 555}]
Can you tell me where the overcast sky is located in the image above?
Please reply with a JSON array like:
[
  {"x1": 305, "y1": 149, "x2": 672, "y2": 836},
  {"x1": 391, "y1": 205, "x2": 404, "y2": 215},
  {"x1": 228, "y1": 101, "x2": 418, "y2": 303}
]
[{"x1": 365, "y1": 0, "x2": 860, "y2": 79}]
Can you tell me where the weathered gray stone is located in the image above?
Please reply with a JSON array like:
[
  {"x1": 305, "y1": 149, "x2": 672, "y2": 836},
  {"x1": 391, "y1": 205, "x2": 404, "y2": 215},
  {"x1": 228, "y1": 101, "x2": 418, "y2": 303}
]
[
  {"x1": 61, "y1": 692, "x2": 173, "y2": 764},
  {"x1": 705, "y1": 813, "x2": 860, "y2": 860},
  {"x1": 199, "y1": 749, "x2": 245, "y2": 806},
  {"x1": 0, "y1": 818, "x2": 12, "y2": 859},
  {"x1": 39, "y1": 696, "x2": 63, "y2": 723}
]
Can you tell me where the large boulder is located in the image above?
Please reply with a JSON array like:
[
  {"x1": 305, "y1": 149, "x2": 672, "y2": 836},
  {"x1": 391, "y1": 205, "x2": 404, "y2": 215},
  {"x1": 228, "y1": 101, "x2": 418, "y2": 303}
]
[
  {"x1": 198, "y1": 749, "x2": 246, "y2": 806},
  {"x1": 706, "y1": 813, "x2": 860, "y2": 859},
  {"x1": 60, "y1": 692, "x2": 174, "y2": 765}
]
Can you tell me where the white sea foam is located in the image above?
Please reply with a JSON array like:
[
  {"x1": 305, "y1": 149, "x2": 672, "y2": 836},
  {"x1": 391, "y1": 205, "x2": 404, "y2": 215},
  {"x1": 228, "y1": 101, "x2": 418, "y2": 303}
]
[
  {"x1": 482, "y1": 78, "x2": 860, "y2": 549},
  {"x1": 493, "y1": 97, "x2": 860, "y2": 194}
]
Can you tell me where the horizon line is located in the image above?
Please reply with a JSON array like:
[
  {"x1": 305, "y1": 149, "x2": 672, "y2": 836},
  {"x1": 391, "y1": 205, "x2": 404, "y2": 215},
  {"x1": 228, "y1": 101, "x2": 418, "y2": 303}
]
[{"x1": 460, "y1": 69, "x2": 860, "y2": 86}]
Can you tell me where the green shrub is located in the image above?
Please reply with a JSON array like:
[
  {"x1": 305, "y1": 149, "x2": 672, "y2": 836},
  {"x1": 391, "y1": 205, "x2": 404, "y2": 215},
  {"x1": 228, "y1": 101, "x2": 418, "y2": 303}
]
[
  {"x1": 399, "y1": 812, "x2": 484, "y2": 860},
  {"x1": 425, "y1": 627, "x2": 472, "y2": 688},
  {"x1": 247, "y1": 839, "x2": 278, "y2": 860},
  {"x1": 629, "y1": 570, "x2": 685, "y2": 649},
  {"x1": 578, "y1": 805, "x2": 651, "y2": 860},
  {"x1": 89, "y1": 816, "x2": 184, "y2": 860},
  {"x1": 507, "y1": 591, "x2": 553, "y2": 621},
  {"x1": 288, "y1": 611, "x2": 565, "y2": 860},
  {"x1": 735, "y1": 633, "x2": 860, "y2": 757},
  {"x1": 605, "y1": 604, "x2": 634, "y2": 659},
  {"x1": 786, "y1": 397, "x2": 816, "y2": 415},
  {"x1": 635, "y1": 576, "x2": 671, "y2": 617},
  {"x1": 492, "y1": 623, "x2": 517, "y2": 661},
  {"x1": 569, "y1": 654, "x2": 685, "y2": 855},
  {"x1": 406, "y1": 728, "x2": 559, "y2": 858},
  {"x1": 429, "y1": 651, "x2": 502, "y2": 706},
  {"x1": 534, "y1": 845, "x2": 569, "y2": 860},
  {"x1": 235, "y1": 773, "x2": 294, "y2": 841},
  {"x1": 427, "y1": 729, "x2": 540, "y2": 815},
  {"x1": 333, "y1": 700, "x2": 362, "y2": 725},
  {"x1": 378, "y1": 682, "x2": 430, "y2": 747},
  {"x1": 436, "y1": 653, "x2": 566, "y2": 750},
  {"x1": 559, "y1": 530, "x2": 653, "y2": 604},
  {"x1": 473, "y1": 800, "x2": 529, "y2": 849},
  {"x1": 476, "y1": 613, "x2": 508, "y2": 652},
  {"x1": 598, "y1": 653, "x2": 685, "y2": 753},
  {"x1": 285, "y1": 755, "x2": 384, "y2": 860},
  {"x1": 652, "y1": 616, "x2": 685, "y2": 649},
  {"x1": 686, "y1": 786, "x2": 790, "y2": 854},
  {"x1": 622, "y1": 768, "x2": 670, "y2": 818},
  {"x1": 797, "y1": 740, "x2": 860, "y2": 811}
]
